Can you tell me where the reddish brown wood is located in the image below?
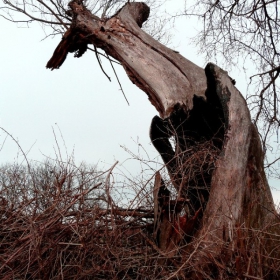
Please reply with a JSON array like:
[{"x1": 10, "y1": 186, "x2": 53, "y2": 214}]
[{"x1": 47, "y1": 1, "x2": 280, "y2": 278}]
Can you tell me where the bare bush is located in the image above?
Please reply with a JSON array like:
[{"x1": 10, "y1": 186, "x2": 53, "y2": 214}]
[
  {"x1": 0, "y1": 159, "x2": 158, "y2": 279},
  {"x1": 0, "y1": 150, "x2": 279, "y2": 279}
]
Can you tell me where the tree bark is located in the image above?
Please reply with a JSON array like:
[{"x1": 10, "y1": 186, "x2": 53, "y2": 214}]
[
  {"x1": 47, "y1": 1, "x2": 280, "y2": 278},
  {"x1": 47, "y1": 1, "x2": 207, "y2": 118}
]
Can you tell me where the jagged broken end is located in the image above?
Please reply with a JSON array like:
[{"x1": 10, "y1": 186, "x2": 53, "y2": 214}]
[{"x1": 118, "y1": 2, "x2": 150, "y2": 27}]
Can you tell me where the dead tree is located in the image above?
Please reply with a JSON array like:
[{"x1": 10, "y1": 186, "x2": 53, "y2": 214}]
[{"x1": 45, "y1": 1, "x2": 280, "y2": 278}]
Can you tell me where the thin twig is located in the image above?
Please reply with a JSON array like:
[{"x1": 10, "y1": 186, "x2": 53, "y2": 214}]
[
  {"x1": 106, "y1": 53, "x2": 130, "y2": 105},
  {"x1": 94, "y1": 46, "x2": 111, "y2": 81}
]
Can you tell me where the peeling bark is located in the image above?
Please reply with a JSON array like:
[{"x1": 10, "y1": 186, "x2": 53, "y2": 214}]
[{"x1": 47, "y1": 1, "x2": 280, "y2": 278}]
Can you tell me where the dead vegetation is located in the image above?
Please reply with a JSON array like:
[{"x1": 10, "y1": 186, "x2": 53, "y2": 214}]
[{"x1": 0, "y1": 141, "x2": 279, "y2": 280}]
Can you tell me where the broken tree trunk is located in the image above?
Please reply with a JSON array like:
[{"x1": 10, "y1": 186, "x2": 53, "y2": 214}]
[
  {"x1": 47, "y1": 1, "x2": 207, "y2": 118},
  {"x1": 47, "y1": 1, "x2": 280, "y2": 279}
]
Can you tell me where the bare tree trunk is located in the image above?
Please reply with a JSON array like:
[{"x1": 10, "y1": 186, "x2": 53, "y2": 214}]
[{"x1": 47, "y1": 1, "x2": 279, "y2": 278}]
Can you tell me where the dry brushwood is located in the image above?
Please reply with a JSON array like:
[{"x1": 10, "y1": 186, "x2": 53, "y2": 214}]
[
  {"x1": 0, "y1": 154, "x2": 279, "y2": 279},
  {"x1": 0, "y1": 162, "x2": 158, "y2": 279}
]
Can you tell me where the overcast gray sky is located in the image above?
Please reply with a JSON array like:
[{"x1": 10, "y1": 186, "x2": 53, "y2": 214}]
[{"x1": 0, "y1": 1, "x2": 279, "y2": 204}]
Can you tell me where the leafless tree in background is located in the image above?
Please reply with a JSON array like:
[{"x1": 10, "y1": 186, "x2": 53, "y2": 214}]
[
  {"x1": 183, "y1": 0, "x2": 280, "y2": 178},
  {"x1": 0, "y1": 0, "x2": 170, "y2": 41}
]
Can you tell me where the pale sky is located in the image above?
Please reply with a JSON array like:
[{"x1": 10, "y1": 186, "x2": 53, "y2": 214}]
[{"x1": 0, "y1": 1, "x2": 279, "y2": 204}]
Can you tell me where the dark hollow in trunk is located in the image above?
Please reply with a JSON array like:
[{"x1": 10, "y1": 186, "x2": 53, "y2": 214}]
[{"x1": 150, "y1": 72, "x2": 228, "y2": 217}]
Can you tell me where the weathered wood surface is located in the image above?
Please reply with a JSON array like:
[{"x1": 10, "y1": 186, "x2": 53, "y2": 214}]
[
  {"x1": 47, "y1": 1, "x2": 279, "y2": 277},
  {"x1": 47, "y1": 1, "x2": 207, "y2": 118}
]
